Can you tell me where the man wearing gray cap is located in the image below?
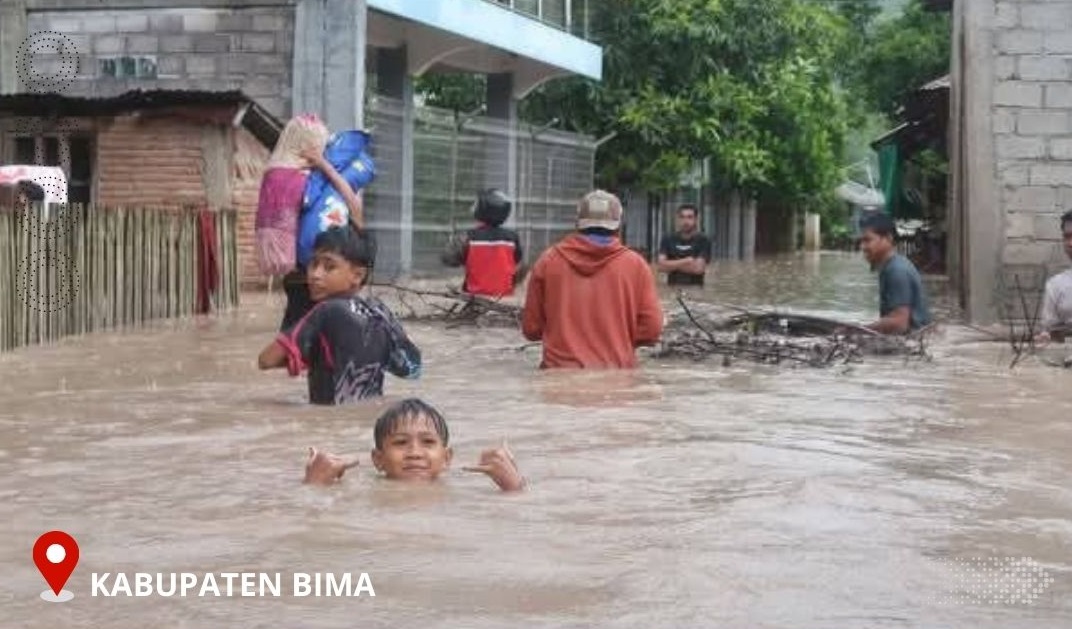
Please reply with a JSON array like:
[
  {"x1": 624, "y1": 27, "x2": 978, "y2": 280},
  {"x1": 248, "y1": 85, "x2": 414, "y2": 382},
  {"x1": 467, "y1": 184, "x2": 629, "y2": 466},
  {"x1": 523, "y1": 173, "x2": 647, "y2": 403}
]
[{"x1": 521, "y1": 190, "x2": 664, "y2": 368}]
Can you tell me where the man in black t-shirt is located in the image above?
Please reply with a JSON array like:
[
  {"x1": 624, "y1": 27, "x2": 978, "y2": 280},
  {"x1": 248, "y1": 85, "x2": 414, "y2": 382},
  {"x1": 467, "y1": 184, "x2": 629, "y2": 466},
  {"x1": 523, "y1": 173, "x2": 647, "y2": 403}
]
[{"x1": 656, "y1": 204, "x2": 712, "y2": 286}]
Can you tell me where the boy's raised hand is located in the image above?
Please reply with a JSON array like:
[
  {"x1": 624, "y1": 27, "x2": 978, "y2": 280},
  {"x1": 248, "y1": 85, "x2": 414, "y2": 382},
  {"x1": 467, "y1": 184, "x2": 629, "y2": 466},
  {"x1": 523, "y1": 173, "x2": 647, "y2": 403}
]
[
  {"x1": 303, "y1": 447, "x2": 359, "y2": 485},
  {"x1": 463, "y1": 439, "x2": 526, "y2": 492}
]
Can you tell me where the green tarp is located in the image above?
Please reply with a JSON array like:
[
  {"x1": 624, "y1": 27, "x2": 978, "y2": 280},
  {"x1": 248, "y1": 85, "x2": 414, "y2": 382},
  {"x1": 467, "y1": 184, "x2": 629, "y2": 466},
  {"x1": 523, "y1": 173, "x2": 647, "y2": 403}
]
[
  {"x1": 877, "y1": 142, "x2": 901, "y2": 217},
  {"x1": 875, "y1": 140, "x2": 923, "y2": 219}
]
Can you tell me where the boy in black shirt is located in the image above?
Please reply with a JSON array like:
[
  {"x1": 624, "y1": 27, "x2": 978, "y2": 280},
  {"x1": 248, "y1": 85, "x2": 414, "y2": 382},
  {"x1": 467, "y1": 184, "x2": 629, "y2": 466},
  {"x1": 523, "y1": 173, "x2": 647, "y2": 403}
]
[
  {"x1": 656, "y1": 204, "x2": 712, "y2": 286},
  {"x1": 258, "y1": 226, "x2": 421, "y2": 404}
]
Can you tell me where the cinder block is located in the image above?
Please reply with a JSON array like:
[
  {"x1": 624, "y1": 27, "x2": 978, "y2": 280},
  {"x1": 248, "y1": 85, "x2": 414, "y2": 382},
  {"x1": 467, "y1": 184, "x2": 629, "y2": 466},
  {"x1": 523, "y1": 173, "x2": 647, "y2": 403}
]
[
  {"x1": 995, "y1": 81, "x2": 1043, "y2": 107},
  {"x1": 149, "y1": 14, "x2": 185, "y2": 34},
  {"x1": 998, "y1": 30, "x2": 1045, "y2": 54},
  {"x1": 996, "y1": 2, "x2": 1020, "y2": 29},
  {"x1": 44, "y1": 16, "x2": 82, "y2": 34},
  {"x1": 183, "y1": 13, "x2": 219, "y2": 33},
  {"x1": 1020, "y1": 4, "x2": 1072, "y2": 31},
  {"x1": 240, "y1": 34, "x2": 276, "y2": 53},
  {"x1": 1044, "y1": 31, "x2": 1072, "y2": 54},
  {"x1": 185, "y1": 54, "x2": 217, "y2": 76},
  {"x1": 1003, "y1": 241, "x2": 1053, "y2": 265},
  {"x1": 1044, "y1": 82, "x2": 1072, "y2": 108},
  {"x1": 160, "y1": 35, "x2": 194, "y2": 53},
  {"x1": 154, "y1": 55, "x2": 184, "y2": 77},
  {"x1": 1018, "y1": 55, "x2": 1071, "y2": 81},
  {"x1": 254, "y1": 54, "x2": 287, "y2": 75},
  {"x1": 996, "y1": 106, "x2": 1017, "y2": 133},
  {"x1": 125, "y1": 35, "x2": 159, "y2": 54},
  {"x1": 1017, "y1": 109, "x2": 1069, "y2": 135},
  {"x1": 999, "y1": 161, "x2": 1031, "y2": 187},
  {"x1": 115, "y1": 14, "x2": 149, "y2": 33},
  {"x1": 242, "y1": 76, "x2": 280, "y2": 98},
  {"x1": 1052, "y1": 138, "x2": 1072, "y2": 160},
  {"x1": 996, "y1": 56, "x2": 1018, "y2": 80},
  {"x1": 1007, "y1": 212, "x2": 1036, "y2": 238},
  {"x1": 221, "y1": 54, "x2": 255, "y2": 76},
  {"x1": 1005, "y1": 185, "x2": 1058, "y2": 211},
  {"x1": 1030, "y1": 163, "x2": 1072, "y2": 185},
  {"x1": 217, "y1": 14, "x2": 254, "y2": 32},
  {"x1": 94, "y1": 34, "x2": 123, "y2": 55},
  {"x1": 252, "y1": 15, "x2": 286, "y2": 32},
  {"x1": 997, "y1": 134, "x2": 1047, "y2": 159},
  {"x1": 82, "y1": 15, "x2": 118, "y2": 34},
  {"x1": 1034, "y1": 212, "x2": 1065, "y2": 240},
  {"x1": 193, "y1": 34, "x2": 231, "y2": 54}
]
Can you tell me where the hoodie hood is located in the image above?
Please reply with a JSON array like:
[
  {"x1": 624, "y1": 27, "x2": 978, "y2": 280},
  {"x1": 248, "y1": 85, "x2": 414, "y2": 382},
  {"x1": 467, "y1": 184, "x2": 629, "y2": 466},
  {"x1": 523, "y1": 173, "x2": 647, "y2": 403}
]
[{"x1": 553, "y1": 233, "x2": 631, "y2": 277}]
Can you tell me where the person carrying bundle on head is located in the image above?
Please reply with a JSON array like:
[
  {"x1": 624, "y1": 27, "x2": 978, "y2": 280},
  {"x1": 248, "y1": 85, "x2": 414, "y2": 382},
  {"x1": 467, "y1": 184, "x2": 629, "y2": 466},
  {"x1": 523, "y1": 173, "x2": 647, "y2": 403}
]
[{"x1": 441, "y1": 188, "x2": 526, "y2": 298}]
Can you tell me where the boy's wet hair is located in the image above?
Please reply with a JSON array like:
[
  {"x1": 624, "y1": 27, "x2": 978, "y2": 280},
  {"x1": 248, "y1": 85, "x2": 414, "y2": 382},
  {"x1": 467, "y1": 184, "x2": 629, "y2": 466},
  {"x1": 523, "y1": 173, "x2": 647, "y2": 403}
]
[
  {"x1": 859, "y1": 211, "x2": 897, "y2": 240},
  {"x1": 373, "y1": 398, "x2": 450, "y2": 449},
  {"x1": 313, "y1": 225, "x2": 377, "y2": 270}
]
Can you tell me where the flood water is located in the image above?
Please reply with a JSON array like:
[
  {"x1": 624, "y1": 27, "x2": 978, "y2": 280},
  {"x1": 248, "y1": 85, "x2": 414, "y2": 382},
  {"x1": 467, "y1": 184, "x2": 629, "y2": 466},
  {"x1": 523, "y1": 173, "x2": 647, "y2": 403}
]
[{"x1": 2, "y1": 251, "x2": 1070, "y2": 628}]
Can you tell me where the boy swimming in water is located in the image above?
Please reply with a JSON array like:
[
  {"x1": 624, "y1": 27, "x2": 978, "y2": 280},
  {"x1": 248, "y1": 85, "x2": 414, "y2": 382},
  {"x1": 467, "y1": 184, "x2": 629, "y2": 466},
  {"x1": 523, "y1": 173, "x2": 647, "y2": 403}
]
[
  {"x1": 303, "y1": 398, "x2": 526, "y2": 492},
  {"x1": 257, "y1": 226, "x2": 421, "y2": 404}
]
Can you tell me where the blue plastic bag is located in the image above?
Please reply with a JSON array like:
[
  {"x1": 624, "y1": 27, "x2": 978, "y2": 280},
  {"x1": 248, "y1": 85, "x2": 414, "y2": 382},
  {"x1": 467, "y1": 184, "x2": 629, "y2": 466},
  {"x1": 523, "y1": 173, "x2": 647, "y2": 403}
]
[{"x1": 297, "y1": 130, "x2": 377, "y2": 266}]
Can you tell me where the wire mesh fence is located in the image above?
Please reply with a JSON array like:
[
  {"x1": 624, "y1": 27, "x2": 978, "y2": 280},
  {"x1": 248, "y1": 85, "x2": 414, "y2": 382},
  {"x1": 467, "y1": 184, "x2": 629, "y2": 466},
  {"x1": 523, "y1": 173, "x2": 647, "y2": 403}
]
[{"x1": 365, "y1": 96, "x2": 596, "y2": 278}]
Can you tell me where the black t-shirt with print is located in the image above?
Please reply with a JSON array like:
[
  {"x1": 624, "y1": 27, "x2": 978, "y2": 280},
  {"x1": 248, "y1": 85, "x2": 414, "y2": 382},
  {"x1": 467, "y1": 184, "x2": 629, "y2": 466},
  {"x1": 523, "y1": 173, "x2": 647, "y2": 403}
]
[
  {"x1": 659, "y1": 232, "x2": 712, "y2": 286},
  {"x1": 277, "y1": 295, "x2": 421, "y2": 404}
]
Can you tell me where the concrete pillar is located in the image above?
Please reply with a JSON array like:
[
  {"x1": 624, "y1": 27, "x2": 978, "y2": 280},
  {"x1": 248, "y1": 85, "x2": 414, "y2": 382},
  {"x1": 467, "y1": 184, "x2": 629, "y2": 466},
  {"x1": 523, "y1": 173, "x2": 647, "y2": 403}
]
[
  {"x1": 0, "y1": 0, "x2": 27, "y2": 94},
  {"x1": 726, "y1": 190, "x2": 742, "y2": 260},
  {"x1": 741, "y1": 196, "x2": 756, "y2": 261},
  {"x1": 485, "y1": 73, "x2": 519, "y2": 208},
  {"x1": 960, "y1": 0, "x2": 1001, "y2": 324},
  {"x1": 293, "y1": 0, "x2": 368, "y2": 130},
  {"x1": 804, "y1": 212, "x2": 822, "y2": 251},
  {"x1": 376, "y1": 46, "x2": 415, "y2": 275}
]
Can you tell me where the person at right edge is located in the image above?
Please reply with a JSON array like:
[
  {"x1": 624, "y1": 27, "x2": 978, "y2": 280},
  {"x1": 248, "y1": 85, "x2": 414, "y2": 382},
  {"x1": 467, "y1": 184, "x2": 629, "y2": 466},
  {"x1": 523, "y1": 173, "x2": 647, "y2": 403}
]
[
  {"x1": 522, "y1": 190, "x2": 664, "y2": 368},
  {"x1": 656, "y1": 203, "x2": 711, "y2": 286},
  {"x1": 1035, "y1": 209, "x2": 1072, "y2": 347},
  {"x1": 858, "y1": 211, "x2": 932, "y2": 334}
]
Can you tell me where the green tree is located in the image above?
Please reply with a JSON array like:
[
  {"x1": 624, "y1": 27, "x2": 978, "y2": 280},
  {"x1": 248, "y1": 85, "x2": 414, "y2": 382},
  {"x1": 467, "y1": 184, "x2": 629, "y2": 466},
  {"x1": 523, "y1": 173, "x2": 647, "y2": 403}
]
[
  {"x1": 418, "y1": 0, "x2": 859, "y2": 212},
  {"x1": 853, "y1": 0, "x2": 951, "y2": 118},
  {"x1": 415, "y1": 73, "x2": 486, "y2": 113}
]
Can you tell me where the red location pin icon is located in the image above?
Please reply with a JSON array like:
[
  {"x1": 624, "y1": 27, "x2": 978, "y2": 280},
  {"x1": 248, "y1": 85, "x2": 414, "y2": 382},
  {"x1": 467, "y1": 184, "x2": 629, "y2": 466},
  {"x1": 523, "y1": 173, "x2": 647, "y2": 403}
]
[{"x1": 33, "y1": 531, "x2": 79, "y2": 601}]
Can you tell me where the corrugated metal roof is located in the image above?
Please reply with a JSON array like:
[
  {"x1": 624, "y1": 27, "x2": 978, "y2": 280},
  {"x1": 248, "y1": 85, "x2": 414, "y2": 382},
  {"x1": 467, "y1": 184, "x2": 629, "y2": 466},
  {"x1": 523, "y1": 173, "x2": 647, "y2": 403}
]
[{"x1": 0, "y1": 89, "x2": 282, "y2": 149}]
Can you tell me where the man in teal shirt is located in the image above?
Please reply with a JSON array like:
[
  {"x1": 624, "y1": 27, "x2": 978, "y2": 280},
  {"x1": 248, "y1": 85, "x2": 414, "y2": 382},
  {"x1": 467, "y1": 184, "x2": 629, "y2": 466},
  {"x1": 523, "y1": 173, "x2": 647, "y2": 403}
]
[{"x1": 858, "y1": 212, "x2": 932, "y2": 334}]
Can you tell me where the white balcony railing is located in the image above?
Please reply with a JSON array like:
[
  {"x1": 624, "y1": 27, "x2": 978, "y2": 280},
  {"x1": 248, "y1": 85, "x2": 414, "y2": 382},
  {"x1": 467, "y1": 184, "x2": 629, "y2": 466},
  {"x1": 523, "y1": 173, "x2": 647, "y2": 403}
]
[{"x1": 486, "y1": 0, "x2": 594, "y2": 40}]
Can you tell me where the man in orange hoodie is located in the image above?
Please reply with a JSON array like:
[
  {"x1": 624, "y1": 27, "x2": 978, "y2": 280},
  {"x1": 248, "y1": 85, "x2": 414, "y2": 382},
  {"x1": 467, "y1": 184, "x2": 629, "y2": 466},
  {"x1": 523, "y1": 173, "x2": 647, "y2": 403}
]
[{"x1": 522, "y1": 190, "x2": 664, "y2": 368}]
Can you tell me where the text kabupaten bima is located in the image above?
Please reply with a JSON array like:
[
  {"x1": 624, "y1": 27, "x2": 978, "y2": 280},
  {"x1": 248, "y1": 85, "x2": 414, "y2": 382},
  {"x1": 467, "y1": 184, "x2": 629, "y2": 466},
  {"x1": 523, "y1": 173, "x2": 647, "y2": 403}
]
[{"x1": 91, "y1": 572, "x2": 375, "y2": 597}]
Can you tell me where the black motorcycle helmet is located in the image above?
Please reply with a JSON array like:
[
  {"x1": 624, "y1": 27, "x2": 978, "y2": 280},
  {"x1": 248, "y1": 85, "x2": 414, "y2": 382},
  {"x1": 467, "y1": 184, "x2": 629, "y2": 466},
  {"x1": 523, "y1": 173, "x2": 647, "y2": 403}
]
[{"x1": 473, "y1": 188, "x2": 512, "y2": 227}]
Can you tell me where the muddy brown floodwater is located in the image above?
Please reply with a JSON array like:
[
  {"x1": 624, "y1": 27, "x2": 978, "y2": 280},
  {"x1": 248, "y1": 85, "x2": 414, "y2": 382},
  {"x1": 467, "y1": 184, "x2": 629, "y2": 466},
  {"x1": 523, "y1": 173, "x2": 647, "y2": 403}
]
[{"x1": 1, "y1": 251, "x2": 1070, "y2": 628}]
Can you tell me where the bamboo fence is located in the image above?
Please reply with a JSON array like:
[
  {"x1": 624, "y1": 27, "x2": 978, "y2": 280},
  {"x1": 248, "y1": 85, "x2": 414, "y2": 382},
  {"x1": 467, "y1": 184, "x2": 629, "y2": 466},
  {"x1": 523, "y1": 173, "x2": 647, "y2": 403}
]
[{"x1": 0, "y1": 204, "x2": 239, "y2": 352}]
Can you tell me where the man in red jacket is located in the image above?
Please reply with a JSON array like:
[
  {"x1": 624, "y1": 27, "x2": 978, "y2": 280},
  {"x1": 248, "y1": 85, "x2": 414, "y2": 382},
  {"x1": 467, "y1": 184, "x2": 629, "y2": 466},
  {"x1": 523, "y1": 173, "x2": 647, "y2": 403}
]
[{"x1": 522, "y1": 190, "x2": 664, "y2": 368}]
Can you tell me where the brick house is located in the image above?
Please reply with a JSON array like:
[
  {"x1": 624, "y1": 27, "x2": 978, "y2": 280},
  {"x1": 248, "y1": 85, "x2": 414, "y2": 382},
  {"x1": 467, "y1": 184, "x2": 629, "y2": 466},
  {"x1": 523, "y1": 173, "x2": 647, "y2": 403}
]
[
  {"x1": 0, "y1": 89, "x2": 281, "y2": 283},
  {"x1": 935, "y1": 0, "x2": 1072, "y2": 323}
]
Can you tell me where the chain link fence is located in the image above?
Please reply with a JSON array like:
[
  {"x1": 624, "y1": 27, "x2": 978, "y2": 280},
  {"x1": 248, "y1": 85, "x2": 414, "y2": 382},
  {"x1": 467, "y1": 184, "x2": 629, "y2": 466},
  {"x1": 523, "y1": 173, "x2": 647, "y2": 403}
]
[{"x1": 365, "y1": 96, "x2": 595, "y2": 278}]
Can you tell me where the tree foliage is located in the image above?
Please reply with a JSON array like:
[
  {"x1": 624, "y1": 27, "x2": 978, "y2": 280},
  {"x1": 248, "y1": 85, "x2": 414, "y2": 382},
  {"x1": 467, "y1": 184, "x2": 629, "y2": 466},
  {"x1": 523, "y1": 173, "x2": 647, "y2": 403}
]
[
  {"x1": 523, "y1": 0, "x2": 854, "y2": 210},
  {"x1": 851, "y1": 0, "x2": 951, "y2": 118},
  {"x1": 415, "y1": 0, "x2": 949, "y2": 216}
]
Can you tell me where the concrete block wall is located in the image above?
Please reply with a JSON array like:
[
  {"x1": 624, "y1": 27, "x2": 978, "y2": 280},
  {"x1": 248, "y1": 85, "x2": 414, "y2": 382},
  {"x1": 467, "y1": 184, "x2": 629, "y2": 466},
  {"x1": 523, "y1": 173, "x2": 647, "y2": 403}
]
[
  {"x1": 992, "y1": 0, "x2": 1072, "y2": 273},
  {"x1": 22, "y1": 6, "x2": 294, "y2": 119}
]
